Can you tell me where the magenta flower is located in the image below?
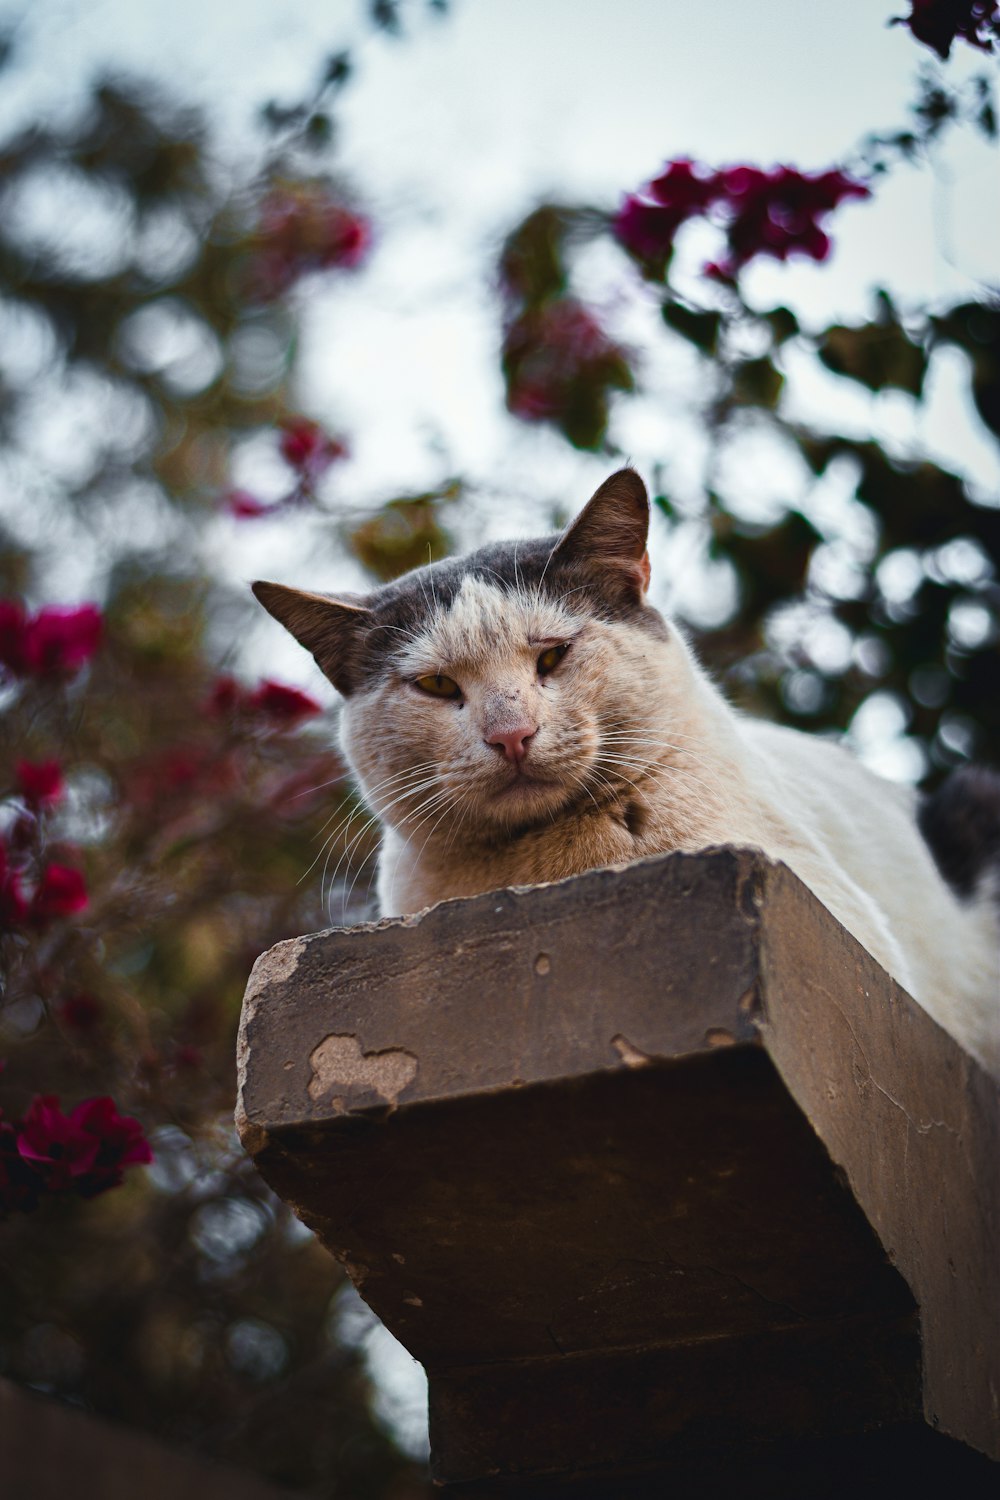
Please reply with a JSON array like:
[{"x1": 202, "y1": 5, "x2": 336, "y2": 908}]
[
  {"x1": 225, "y1": 489, "x2": 275, "y2": 520},
  {"x1": 16, "y1": 1095, "x2": 101, "y2": 1190},
  {"x1": 648, "y1": 157, "x2": 721, "y2": 214},
  {"x1": 279, "y1": 418, "x2": 347, "y2": 478},
  {"x1": 246, "y1": 680, "x2": 323, "y2": 722},
  {"x1": 15, "y1": 1093, "x2": 151, "y2": 1199},
  {"x1": 616, "y1": 159, "x2": 869, "y2": 283},
  {"x1": 502, "y1": 298, "x2": 634, "y2": 448},
  {"x1": 64, "y1": 1096, "x2": 153, "y2": 1195},
  {"x1": 15, "y1": 759, "x2": 65, "y2": 808},
  {"x1": 614, "y1": 197, "x2": 690, "y2": 278},
  {"x1": 252, "y1": 184, "x2": 370, "y2": 299},
  {"x1": 29, "y1": 863, "x2": 88, "y2": 924},
  {"x1": 892, "y1": 0, "x2": 998, "y2": 58},
  {"x1": 0, "y1": 601, "x2": 102, "y2": 678},
  {"x1": 208, "y1": 674, "x2": 321, "y2": 723},
  {"x1": 716, "y1": 165, "x2": 869, "y2": 277}
]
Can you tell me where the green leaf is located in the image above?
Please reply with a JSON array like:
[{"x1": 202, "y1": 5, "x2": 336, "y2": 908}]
[
  {"x1": 818, "y1": 319, "x2": 927, "y2": 397},
  {"x1": 932, "y1": 302, "x2": 1000, "y2": 442},
  {"x1": 731, "y1": 355, "x2": 784, "y2": 409},
  {"x1": 661, "y1": 299, "x2": 722, "y2": 356},
  {"x1": 761, "y1": 306, "x2": 799, "y2": 345}
]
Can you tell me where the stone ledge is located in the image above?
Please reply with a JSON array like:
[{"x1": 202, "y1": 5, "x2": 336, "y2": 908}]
[{"x1": 237, "y1": 847, "x2": 1000, "y2": 1489}]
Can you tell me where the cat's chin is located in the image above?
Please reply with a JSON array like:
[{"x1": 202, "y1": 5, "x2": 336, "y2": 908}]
[{"x1": 479, "y1": 773, "x2": 569, "y2": 825}]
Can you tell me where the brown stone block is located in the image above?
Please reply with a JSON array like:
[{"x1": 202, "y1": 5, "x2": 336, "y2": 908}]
[{"x1": 237, "y1": 848, "x2": 1000, "y2": 1490}]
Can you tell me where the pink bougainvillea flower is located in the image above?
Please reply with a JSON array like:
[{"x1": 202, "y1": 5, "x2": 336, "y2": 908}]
[
  {"x1": 246, "y1": 679, "x2": 323, "y2": 722},
  {"x1": 29, "y1": 863, "x2": 88, "y2": 924},
  {"x1": 0, "y1": 601, "x2": 102, "y2": 678},
  {"x1": 24, "y1": 605, "x2": 103, "y2": 676},
  {"x1": 892, "y1": 0, "x2": 998, "y2": 58},
  {"x1": 15, "y1": 1093, "x2": 151, "y2": 1199},
  {"x1": 206, "y1": 675, "x2": 321, "y2": 725},
  {"x1": 716, "y1": 164, "x2": 869, "y2": 276},
  {"x1": 279, "y1": 418, "x2": 348, "y2": 477},
  {"x1": 613, "y1": 197, "x2": 690, "y2": 277},
  {"x1": 616, "y1": 159, "x2": 869, "y2": 283},
  {"x1": 224, "y1": 489, "x2": 275, "y2": 520},
  {"x1": 252, "y1": 184, "x2": 371, "y2": 299},
  {"x1": 15, "y1": 759, "x2": 65, "y2": 809},
  {"x1": 0, "y1": 841, "x2": 28, "y2": 928},
  {"x1": 502, "y1": 298, "x2": 634, "y2": 447},
  {"x1": 648, "y1": 157, "x2": 722, "y2": 214},
  {"x1": 16, "y1": 1095, "x2": 102, "y2": 1191},
  {"x1": 65, "y1": 1095, "x2": 153, "y2": 1195}
]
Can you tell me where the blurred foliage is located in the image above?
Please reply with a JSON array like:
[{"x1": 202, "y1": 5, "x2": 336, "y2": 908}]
[
  {"x1": 498, "y1": 65, "x2": 1000, "y2": 777},
  {"x1": 348, "y1": 481, "x2": 460, "y2": 581},
  {"x1": 0, "y1": 79, "x2": 425, "y2": 1498}
]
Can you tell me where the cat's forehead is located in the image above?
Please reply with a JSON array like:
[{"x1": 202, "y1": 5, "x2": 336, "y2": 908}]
[{"x1": 396, "y1": 576, "x2": 579, "y2": 673}]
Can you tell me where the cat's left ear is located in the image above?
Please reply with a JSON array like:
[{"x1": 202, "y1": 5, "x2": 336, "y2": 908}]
[{"x1": 550, "y1": 468, "x2": 651, "y2": 597}]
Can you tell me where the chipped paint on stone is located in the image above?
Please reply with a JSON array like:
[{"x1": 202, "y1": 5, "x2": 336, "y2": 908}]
[{"x1": 308, "y1": 1033, "x2": 418, "y2": 1112}]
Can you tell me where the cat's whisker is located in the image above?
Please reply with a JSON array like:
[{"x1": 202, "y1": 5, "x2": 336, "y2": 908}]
[
  {"x1": 337, "y1": 780, "x2": 458, "y2": 917},
  {"x1": 310, "y1": 760, "x2": 440, "y2": 841},
  {"x1": 308, "y1": 766, "x2": 446, "y2": 893},
  {"x1": 596, "y1": 751, "x2": 719, "y2": 804},
  {"x1": 308, "y1": 764, "x2": 440, "y2": 859}
]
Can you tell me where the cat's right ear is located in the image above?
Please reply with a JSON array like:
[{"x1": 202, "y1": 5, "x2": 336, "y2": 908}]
[{"x1": 252, "y1": 581, "x2": 373, "y2": 697}]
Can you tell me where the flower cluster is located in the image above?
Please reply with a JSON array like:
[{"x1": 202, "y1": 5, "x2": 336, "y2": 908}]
[
  {"x1": 224, "y1": 418, "x2": 348, "y2": 521},
  {"x1": 2, "y1": 759, "x2": 87, "y2": 929},
  {"x1": 251, "y1": 181, "x2": 370, "y2": 300},
  {"x1": 1, "y1": 1092, "x2": 151, "y2": 1216},
  {"x1": 0, "y1": 602, "x2": 102, "y2": 679},
  {"x1": 614, "y1": 159, "x2": 869, "y2": 282},
  {"x1": 208, "y1": 676, "x2": 322, "y2": 724},
  {"x1": 1, "y1": 840, "x2": 88, "y2": 929},
  {"x1": 892, "y1": 0, "x2": 999, "y2": 59},
  {"x1": 502, "y1": 299, "x2": 634, "y2": 450}
]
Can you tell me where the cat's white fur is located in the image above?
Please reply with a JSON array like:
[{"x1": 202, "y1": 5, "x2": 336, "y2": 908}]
[{"x1": 339, "y1": 573, "x2": 998, "y2": 1079}]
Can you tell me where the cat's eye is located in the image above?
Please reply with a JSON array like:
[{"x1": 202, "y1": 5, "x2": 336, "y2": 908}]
[
  {"x1": 414, "y1": 673, "x2": 463, "y2": 700},
  {"x1": 537, "y1": 643, "x2": 570, "y2": 677}
]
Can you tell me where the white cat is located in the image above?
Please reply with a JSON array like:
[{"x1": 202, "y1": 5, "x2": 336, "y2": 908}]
[{"x1": 254, "y1": 468, "x2": 1000, "y2": 1077}]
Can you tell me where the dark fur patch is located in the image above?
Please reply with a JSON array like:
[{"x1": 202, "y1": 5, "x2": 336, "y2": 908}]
[
  {"x1": 356, "y1": 533, "x2": 668, "y2": 687},
  {"x1": 918, "y1": 765, "x2": 1000, "y2": 899}
]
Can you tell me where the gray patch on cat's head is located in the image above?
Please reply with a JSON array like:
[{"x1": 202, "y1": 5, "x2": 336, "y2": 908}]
[
  {"x1": 255, "y1": 468, "x2": 668, "y2": 695},
  {"x1": 354, "y1": 530, "x2": 667, "y2": 688}
]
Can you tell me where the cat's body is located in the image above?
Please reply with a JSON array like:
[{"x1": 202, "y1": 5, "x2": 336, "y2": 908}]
[{"x1": 254, "y1": 469, "x2": 1000, "y2": 1078}]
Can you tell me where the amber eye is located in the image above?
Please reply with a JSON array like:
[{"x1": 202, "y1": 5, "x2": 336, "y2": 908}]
[
  {"x1": 414, "y1": 673, "x2": 463, "y2": 700},
  {"x1": 537, "y1": 643, "x2": 570, "y2": 677}
]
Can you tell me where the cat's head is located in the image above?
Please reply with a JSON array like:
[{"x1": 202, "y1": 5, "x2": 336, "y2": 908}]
[{"x1": 253, "y1": 469, "x2": 680, "y2": 839}]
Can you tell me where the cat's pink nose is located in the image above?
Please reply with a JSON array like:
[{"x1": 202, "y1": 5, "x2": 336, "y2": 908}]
[{"x1": 487, "y1": 725, "x2": 537, "y2": 763}]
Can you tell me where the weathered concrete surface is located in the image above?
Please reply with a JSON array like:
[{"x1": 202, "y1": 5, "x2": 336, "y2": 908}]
[{"x1": 237, "y1": 847, "x2": 1000, "y2": 1490}]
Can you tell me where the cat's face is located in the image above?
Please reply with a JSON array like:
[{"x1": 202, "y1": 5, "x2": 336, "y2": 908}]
[{"x1": 254, "y1": 469, "x2": 675, "y2": 842}]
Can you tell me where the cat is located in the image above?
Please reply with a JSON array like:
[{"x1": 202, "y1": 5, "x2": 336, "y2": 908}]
[{"x1": 253, "y1": 468, "x2": 1000, "y2": 1079}]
